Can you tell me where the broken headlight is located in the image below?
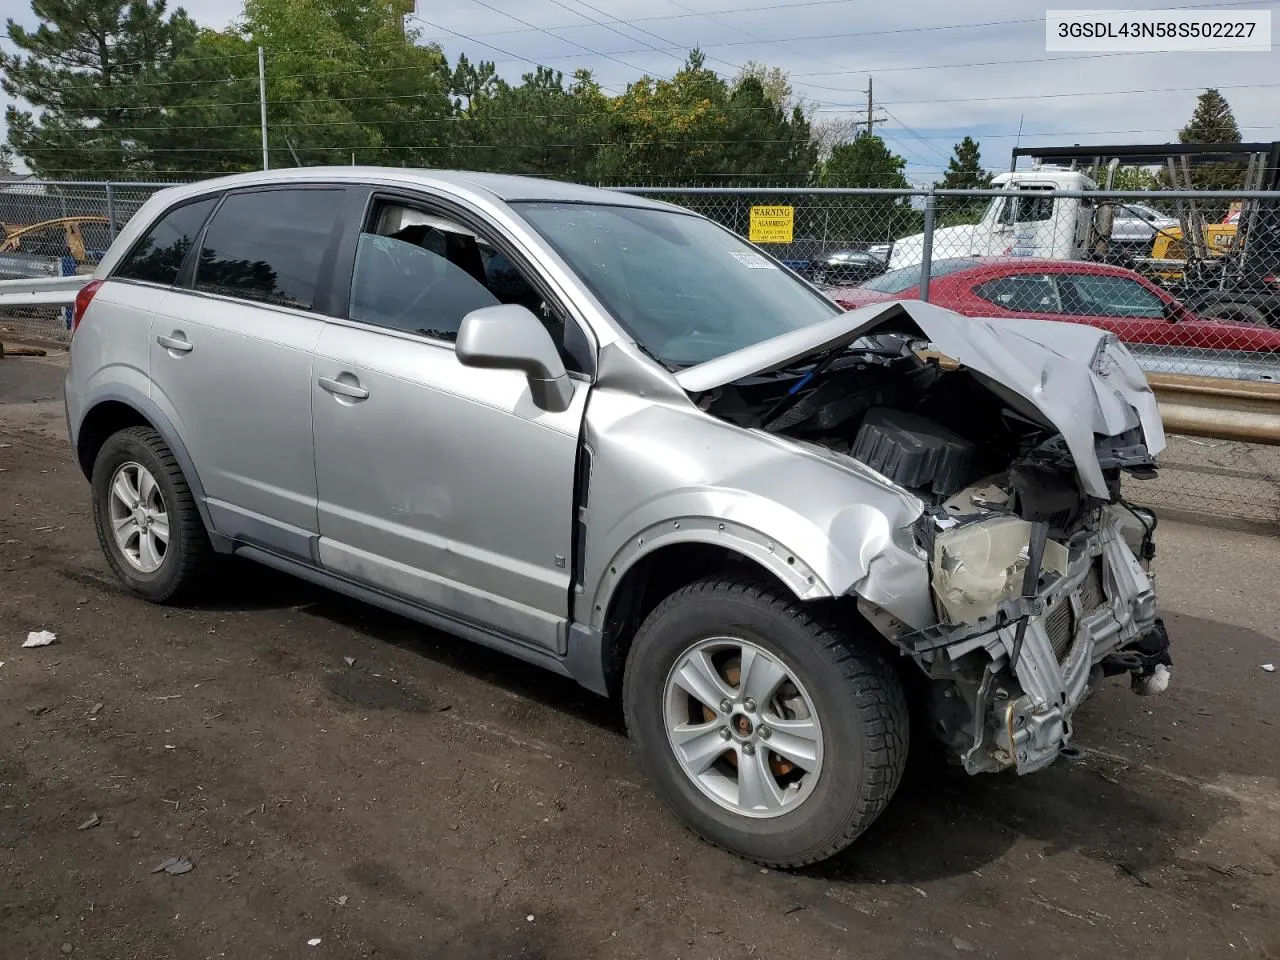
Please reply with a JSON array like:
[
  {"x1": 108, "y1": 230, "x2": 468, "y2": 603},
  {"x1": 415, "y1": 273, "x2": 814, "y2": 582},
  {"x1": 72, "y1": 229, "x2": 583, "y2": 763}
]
[{"x1": 930, "y1": 516, "x2": 1067, "y2": 624}]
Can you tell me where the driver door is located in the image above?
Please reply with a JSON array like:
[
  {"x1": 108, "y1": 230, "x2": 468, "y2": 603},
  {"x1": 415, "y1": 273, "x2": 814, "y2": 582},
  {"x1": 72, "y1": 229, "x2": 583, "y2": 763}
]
[{"x1": 311, "y1": 197, "x2": 589, "y2": 652}]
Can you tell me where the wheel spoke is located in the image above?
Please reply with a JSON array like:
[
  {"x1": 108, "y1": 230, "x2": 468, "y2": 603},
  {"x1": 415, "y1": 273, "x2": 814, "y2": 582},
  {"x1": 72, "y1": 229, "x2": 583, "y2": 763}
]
[
  {"x1": 149, "y1": 513, "x2": 170, "y2": 545},
  {"x1": 672, "y1": 650, "x2": 734, "y2": 712},
  {"x1": 113, "y1": 512, "x2": 138, "y2": 534},
  {"x1": 764, "y1": 717, "x2": 820, "y2": 772},
  {"x1": 116, "y1": 520, "x2": 141, "y2": 548},
  {"x1": 112, "y1": 471, "x2": 138, "y2": 507},
  {"x1": 737, "y1": 747, "x2": 784, "y2": 813},
  {"x1": 138, "y1": 469, "x2": 157, "y2": 506},
  {"x1": 670, "y1": 721, "x2": 730, "y2": 774},
  {"x1": 737, "y1": 646, "x2": 787, "y2": 705},
  {"x1": 138, "y1": 530, "x2": 162, "y2": 571}
]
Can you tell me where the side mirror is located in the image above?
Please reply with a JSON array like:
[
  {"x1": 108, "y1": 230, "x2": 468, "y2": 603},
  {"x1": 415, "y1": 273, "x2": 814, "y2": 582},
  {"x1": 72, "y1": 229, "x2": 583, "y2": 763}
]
[{"x1": 455, "y1": 304, "x2": 573, "y2": 413}]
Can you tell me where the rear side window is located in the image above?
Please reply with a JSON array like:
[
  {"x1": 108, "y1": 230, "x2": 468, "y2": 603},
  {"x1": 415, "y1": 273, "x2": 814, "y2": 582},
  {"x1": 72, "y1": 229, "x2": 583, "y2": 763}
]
[
  {"x1": 194, "y1": 189, "x2": 341, "y2": 310},
  {"x1": 115, "y1": 198, "x2": 217, "y2": 286},
  {"x1": 974, "y1": 275, "x2": 1061, "y2": 313}
]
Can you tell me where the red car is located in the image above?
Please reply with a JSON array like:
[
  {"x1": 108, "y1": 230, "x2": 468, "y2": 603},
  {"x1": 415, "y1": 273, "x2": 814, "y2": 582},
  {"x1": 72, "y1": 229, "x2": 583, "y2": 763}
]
[{"x1": 828, "y1": 257, "x2": 1280, "y2": 355}]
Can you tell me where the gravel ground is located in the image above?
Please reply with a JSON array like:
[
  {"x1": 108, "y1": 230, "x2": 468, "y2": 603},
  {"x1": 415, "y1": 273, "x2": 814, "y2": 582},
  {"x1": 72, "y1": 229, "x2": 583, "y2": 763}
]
[{"x1": 1, "y1": 353, "x2": 1278, "y2": 960}]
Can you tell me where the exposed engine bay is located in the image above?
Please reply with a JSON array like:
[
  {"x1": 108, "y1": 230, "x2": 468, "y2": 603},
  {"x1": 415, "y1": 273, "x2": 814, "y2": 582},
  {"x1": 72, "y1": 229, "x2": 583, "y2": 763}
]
[{"x1": 692, "y1": 329, "x2": 1173, "y2": 775}]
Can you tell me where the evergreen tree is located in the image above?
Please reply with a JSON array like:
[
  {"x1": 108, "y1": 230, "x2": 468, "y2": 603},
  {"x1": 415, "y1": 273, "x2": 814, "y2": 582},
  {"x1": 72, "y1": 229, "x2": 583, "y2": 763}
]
[
  {"x1": 938, "y1": 136, "x2": 989, "y2": 224},
  {"x1": 1175, "y1": 88, "x2": 1245, "y2": 193},
  {"x1": 820, "y1": 134, "x2": 915, "y2": 243},
  {"x1": 2, "y1": 0, "x2": 199, "y2": 178}
]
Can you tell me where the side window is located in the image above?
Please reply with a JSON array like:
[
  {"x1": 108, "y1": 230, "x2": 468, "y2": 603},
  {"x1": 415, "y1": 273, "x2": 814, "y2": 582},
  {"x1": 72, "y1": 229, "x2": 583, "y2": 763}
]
[
  {"x1": 349, "y1": 202, "x2": 592, "y2": 373},
  {"x1": 115, "y1": 198, "x2": 217, "y2": 286},
  {"x1": 1014, "y1": 190, "x2": 1055, "y2": 223},
  {"x1": 1058, "y1": 274, "x2": 1166, "y2": 318},
  {"x1": 194, "y1": 189, "x2": 341, "y2": 310},
  {"x1": 974, "y1": 275, "x2": 1061, "y2": 314}
]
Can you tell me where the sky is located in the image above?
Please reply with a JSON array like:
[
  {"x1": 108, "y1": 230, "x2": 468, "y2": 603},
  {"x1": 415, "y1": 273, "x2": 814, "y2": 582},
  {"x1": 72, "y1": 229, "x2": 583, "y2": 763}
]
[{"x1": 4, "y1": 0, "x2": 1279, "y2": 182}]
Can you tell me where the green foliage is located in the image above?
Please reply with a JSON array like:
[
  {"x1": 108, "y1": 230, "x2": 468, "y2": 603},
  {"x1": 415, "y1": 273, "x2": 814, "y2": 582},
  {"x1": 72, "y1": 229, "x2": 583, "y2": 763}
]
[
  {"x1": 1174, "y1": 88, "x2": 1245, "y2": 194},
  {"x1": 0, "y1": 2, "x2": 901, "y2": 188},
  {"x1": 937, "y1": 136, "x2": 989, "y2": 226},
  {"x1": 819, "y1": 134, "x2": 917, "y2": 242},
  {"x1": 1, "y1": 0, "x2": 199, "y2": 178}
]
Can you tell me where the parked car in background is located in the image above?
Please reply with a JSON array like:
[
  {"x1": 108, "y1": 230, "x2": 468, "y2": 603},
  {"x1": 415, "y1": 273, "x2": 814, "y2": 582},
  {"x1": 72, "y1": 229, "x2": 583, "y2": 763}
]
[
  {"x1": 0, "y1": 215, "x2": 118, "y2": 281},
  {"x1": 62, "y1": 169, "x2": 1172, "y2": 868},
  {"x1": 808, "y1": 248, "x2": 887, "y2": 286},
  {"x1": 830, "y1": 257, "x2": 1280, "y2": 358},
  {"x1": 1109, "y1": 202, "x2": 1180, "y2": 253}
]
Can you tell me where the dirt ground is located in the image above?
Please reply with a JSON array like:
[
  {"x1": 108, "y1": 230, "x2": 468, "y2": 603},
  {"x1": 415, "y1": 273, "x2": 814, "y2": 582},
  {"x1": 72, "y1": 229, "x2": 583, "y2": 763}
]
[{"x1": 2, "y1": 352, "x2": 1279, "y2": 960}]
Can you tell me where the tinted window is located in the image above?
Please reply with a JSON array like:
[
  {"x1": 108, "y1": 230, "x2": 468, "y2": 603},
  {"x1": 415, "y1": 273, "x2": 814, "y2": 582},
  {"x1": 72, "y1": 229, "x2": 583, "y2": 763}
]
[
  {"x1": 194, "y1": 189, "x2": 340, "y2": 309},
  {"x1": 974, "y1": 275, "x2": 1061, "y2": 313},
  {"x1": 1058, "y1": 274, "x2": 1166, "y2": 318},
  {"x1": 115, "y1": 198, "x2": 216, "y2": 285},
  {"x1": 350, "y1": 233, "x2": 499, "y2": 340},
  {"x1": 515, "y1": 202, "x2": 841, "y2": 367},
  {"x1": 862, "y1": 258, "x2": 980, "y2": 294}
]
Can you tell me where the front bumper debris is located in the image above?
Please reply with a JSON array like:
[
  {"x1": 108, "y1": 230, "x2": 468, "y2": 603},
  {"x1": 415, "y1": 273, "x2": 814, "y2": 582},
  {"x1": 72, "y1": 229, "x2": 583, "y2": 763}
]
[{"x1": 937, "y1": 519, "x2": 1167, "y2": 776}]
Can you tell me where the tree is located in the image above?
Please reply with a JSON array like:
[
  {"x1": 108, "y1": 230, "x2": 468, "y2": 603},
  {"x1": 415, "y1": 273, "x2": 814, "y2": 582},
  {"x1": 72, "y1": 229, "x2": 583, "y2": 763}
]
[
  {"x1": 1175, "y1": 88, "x2": 1244, "y2": 193},
  {"x1": 2, "y1": 0, "x2": 199, "y2": 178},
  {"x1": 819, "y1": 134, "x2": 915, "y2": 243},
  {"x1": 0, "y1": 144, "x2": 14, "y2": 175},
  {"x1": 1179, "y1": 88, "x2": 1241, "y2": 143},
  {"x1": 461, "y1": 66, "x2": 607, "y2": 179},
  {"x1": 937, "y1": 136, "x2": 988, "y2": 225},
  {"x1": 733, "y1": 60, "x2": 793, "y2": 112},
  {"x1": 144, "y1": 0, "x2": 453, "y2": 176}
]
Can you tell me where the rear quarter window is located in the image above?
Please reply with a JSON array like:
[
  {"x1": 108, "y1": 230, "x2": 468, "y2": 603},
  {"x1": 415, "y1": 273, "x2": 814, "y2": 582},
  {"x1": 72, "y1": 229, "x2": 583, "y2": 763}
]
[
  {"x1": 193, "y1": 188, "x2": 342, "y2": 310},
  {"x1": 114, "y1": 198, "x2": 218, "y2": 286}
]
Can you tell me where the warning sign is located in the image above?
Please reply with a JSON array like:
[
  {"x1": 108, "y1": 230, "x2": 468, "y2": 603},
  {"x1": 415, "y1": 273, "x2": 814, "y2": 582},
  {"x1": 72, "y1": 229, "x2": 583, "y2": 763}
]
[{"x1": 748, "y1": 205, "x2": 794, "y2": 243}]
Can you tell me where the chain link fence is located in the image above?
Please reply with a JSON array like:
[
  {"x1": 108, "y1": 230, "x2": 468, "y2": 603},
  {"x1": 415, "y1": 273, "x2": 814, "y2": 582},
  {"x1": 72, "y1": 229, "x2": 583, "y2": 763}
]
[
  {"x1": 1, "y1": 180, "x2": 174, "y2": 344},
  {"x1": 2, "y1": 178, "x2": 1277, "y2": 526}
]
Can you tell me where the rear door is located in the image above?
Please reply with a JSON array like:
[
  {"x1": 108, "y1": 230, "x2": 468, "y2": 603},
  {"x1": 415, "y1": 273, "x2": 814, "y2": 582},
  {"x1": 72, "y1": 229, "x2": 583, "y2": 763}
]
[{"x1": 148, "y1": 185, "x2": 345, "y2": 559}]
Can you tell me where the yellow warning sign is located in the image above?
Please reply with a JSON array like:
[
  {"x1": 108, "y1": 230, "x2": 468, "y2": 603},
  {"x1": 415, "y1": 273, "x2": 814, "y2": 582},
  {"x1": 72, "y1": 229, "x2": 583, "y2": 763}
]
[{"x1": 749, "y1": 205, "x2": 794, "y2": 243}]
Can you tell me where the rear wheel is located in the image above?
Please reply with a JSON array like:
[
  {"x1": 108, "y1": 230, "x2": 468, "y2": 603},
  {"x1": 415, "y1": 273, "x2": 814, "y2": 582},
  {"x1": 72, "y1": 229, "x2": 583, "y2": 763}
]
[
  {"x1": 91, "y1": 426, "x2": 213, "y2": 603},
  {"x1": 1199, "y1": 302, "x2": 1270, "y2": 327},
  {"x1": 623, "y1": 578, "x2": 909, "y2": 868}
]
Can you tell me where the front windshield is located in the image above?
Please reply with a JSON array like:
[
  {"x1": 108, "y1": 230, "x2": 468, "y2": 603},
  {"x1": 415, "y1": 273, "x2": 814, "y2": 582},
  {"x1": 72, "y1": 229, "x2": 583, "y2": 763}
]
[
  {"x1": 861, "y1": 257, "x2": 981, "y2": 294},
  {"x1": 513, "y1": 201, "x2": 841, "y2": 367}
]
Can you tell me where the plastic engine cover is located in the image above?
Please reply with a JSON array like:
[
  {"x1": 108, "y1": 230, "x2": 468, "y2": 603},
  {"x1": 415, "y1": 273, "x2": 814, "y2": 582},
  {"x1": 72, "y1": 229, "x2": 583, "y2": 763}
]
[{"x1": 851, "y1": 407, "x2": 975, "y2": 496}]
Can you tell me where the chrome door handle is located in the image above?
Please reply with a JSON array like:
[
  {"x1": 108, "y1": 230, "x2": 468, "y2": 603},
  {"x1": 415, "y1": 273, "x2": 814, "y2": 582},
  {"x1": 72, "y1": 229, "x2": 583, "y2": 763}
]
[
  {"x1": 156, "y1": 334, "x2": 193, "y2": 353},
  {"x1": 318, "y1": 376, "x2": 369, "y2": 400}
]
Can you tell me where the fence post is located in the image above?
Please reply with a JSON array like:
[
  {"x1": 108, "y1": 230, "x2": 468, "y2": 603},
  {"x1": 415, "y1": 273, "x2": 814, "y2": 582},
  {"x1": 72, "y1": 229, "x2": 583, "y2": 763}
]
[
  {"x1": 918, "y1": 186, "x2": 936, "y2": 303},
  {"x1": 60, "y1": 254, "x2": 77, "y2": 330},
  {"x1": 105, "y1": 181, "x2": 118, "y2": 241}
]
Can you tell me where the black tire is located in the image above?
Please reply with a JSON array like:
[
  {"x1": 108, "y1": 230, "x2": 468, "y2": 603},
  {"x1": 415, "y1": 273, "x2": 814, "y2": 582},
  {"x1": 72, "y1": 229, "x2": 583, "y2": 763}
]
[
  {"x1": 1199, "y1": 302, "x2": 1270, "y2": 327},
  {"x1": 622, "y1": 578, "x2": 909, "y2": 868},
  {"x1": 90, "y1": 426, "x2": 213, "y2": 603}
]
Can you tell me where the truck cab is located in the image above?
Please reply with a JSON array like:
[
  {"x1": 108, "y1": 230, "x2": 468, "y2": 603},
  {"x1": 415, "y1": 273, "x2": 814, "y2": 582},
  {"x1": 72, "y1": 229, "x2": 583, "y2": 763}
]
[{"x1": 888, "y1": 168, "x2": 1097, "y2": 270}]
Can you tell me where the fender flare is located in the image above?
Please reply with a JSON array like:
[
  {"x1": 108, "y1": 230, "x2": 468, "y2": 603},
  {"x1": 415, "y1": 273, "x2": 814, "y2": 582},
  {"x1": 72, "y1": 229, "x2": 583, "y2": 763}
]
[
  {"x1": 585, "y1": 516, "x2": 832, "y2": 634},
  {"x1": 77, "y1": 383, "x2": 223, "y2": 545}
]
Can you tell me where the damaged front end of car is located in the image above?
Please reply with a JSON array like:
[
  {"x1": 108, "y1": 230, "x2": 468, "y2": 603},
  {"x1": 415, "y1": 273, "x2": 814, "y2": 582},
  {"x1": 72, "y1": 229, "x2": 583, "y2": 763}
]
[{"x1": 680, "y1": 300, "x2": 1173, "y2": 776}]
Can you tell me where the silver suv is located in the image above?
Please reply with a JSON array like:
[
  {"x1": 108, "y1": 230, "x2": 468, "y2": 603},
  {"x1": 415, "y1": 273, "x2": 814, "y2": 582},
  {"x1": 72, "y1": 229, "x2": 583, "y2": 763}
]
[{"x1": 65, "y1": 169, "x2": 1173, "y2": 867}]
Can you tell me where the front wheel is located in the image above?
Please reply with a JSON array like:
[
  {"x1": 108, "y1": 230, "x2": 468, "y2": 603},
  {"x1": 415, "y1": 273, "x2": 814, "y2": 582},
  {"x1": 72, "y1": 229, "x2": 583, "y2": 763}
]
[
  {"x1": 1198, "y1": 302, "x2": 1271, "y2": 327},
  {"x1": 623, "y1": 578, "x2": 909, "y2": 868}
]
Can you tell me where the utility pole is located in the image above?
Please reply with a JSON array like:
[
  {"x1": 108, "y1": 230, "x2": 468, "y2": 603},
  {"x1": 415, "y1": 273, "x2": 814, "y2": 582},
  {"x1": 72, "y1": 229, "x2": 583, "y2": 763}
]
[
  {"x1": 258, "y1": 46, "x2": 269, "y2": 171},
  {"x1": 861, "y1": 77, "x2": 888, "y2": 138}
]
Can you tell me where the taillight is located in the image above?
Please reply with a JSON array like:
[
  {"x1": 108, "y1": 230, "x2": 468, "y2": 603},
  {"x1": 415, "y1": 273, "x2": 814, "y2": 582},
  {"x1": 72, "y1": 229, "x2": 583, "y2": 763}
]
[{"x1": 71, "y1": 279, "x2": 104, "y2": 334}]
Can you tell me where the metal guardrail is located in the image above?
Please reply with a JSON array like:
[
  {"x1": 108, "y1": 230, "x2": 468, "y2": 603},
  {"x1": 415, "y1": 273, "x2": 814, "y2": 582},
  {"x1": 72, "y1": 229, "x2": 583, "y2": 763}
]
[
  {"x1": 1148, "y1": 373, "x2": 1280, "y2": 444},
  {"x1": 0, "y1": 274, "x2": 87, "y2": 308}
]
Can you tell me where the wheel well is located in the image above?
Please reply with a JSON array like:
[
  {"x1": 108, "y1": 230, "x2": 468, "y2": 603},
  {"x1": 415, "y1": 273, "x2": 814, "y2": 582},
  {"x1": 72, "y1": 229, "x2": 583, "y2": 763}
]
[
  {"x1": 75, "y1": 400, "x2": 153, "y2": 478},
  {"x1": 599, "y1": 543, "x2": 803, "y2": 698}
]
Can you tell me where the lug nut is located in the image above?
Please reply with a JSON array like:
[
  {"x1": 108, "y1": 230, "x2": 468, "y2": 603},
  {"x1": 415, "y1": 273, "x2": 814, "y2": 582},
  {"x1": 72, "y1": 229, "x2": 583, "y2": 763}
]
[
  {"x1": 719, "y1": 727, "x2": 731, "y2": 741},
  {"x1": 759, "y1": 726, "x2": 771, "y2": 740},
  {"x1": 743, "y1": 698, "x2": 756, "y2": 712},
  {"x1": 742, "y1": 743, "x2": 756, "y2": 756},
  {"x1": 719, "y1": 699, "x2": 732, "y2": 714}
]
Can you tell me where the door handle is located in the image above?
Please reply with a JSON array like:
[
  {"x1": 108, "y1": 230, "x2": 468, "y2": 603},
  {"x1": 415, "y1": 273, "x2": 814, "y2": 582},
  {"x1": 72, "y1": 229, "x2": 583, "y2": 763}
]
[
  {"x1": 156, "y1": 334, "x2": 193, "y2": 353},
  {"x1": 318, "y1": 375, "x2": 369, "y2": 400}
]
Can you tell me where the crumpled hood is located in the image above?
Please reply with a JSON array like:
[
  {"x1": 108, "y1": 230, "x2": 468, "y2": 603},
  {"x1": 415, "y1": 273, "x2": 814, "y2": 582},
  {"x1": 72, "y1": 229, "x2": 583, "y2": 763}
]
[{"x1": 675, "y1": 299, "x2": 1165, "y2": 499}]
